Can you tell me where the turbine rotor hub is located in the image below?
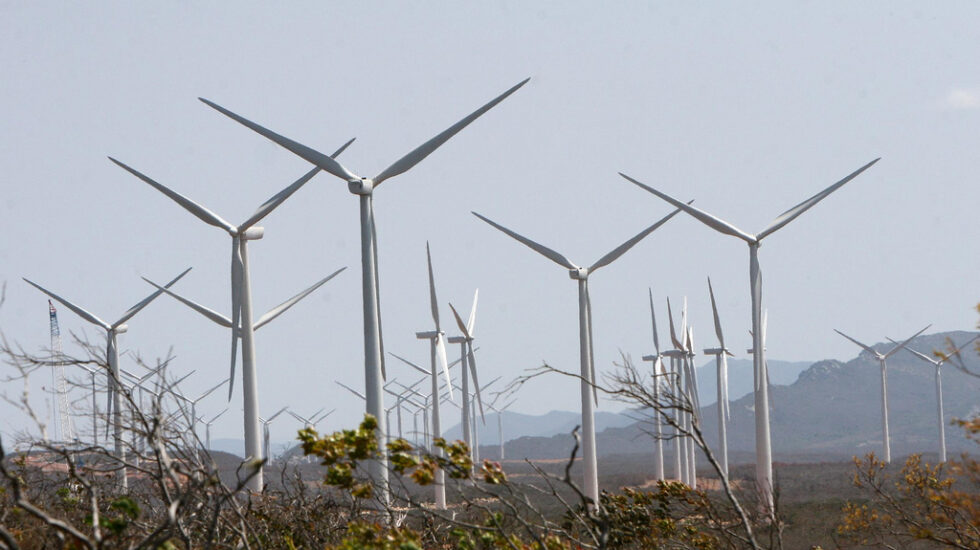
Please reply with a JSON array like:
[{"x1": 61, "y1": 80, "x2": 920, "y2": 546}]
[
  {"x1": 348, "y1": 178, "x2": 374, "y2": 196},
  {"x1": 568, "y1": 267, "x2": 589, "y2": 280}
]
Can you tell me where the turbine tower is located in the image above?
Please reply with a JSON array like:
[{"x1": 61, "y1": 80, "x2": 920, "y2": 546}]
[
  {"x1": 144, "y1": 266, "x2": 345, "y2": 490},
  {"x1": 473, "y1": 206, "x2": 683, "y2": 506},
  {"x1": 898, "y1": 334, "x2": 978, "y2": 463},
  {"x1": 24, "y1": 268, "x2": 191, "y2": 488},
  {"x1": 620, "y1": 157, "x2": 879, "y2": 510},
  {"x1": 702, "y1": 278, "x2": 734, "y2": 478},
  {"x1": 663, "y1": 298, "x2": 689, "y2": 484},
  {"x1": 48, "y1": 300, "x2": 75, "y2": 443},
  {"x1": 640, "y1": 289, "x2": 666, "y2": 481},
  {"x1": 833, "y1": 325, "x2": 930, "y2": 463},
  {"x1": 111, "y1": 137, "x2": 351, "y2": 491},
  {"x1": 198, "y1": 79, "x2": 528, "y2": 500},
  {"x1": 203, "y1": 409, "x2": 227, "y2": 452}
]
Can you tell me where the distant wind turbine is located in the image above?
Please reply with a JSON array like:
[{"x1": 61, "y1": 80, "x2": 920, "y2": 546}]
[
  {"x1": 620, "y1": 157, "x2": 879, "y2": 510},
  {"x1": 834, "y1": 324, "x2": 931, "y2": 463},
  {"x1": 640, "y1": 289, "x2": 666, "y2": 481},
  {"x1": 449, "y1": 290, "x2": 484, "y2": 466},
  {"x1": 897, "y1": 334, "x2": 979, "y2": 463},
  {"x1": 473, "y1": 205, "x2": 684, "y2": 505},
  {"x1": 24, "y1": 268, "x2": 191, "y2": 488},
  {"x1": 199, "y1": 79, "x2": 529, "y2": 500},
  {"x1": 702, "y1": 278, "x2": 734, "y2": 478}
]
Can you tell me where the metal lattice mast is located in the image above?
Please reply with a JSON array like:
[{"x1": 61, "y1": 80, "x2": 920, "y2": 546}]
[{"x1": 49, "y1": 300, "x2": 75, "y2": 442}]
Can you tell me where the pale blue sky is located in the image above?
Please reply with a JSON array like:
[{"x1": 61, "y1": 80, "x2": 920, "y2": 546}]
[{"x1": 1, "y1": 2, "x2": 977, "y2": 444}]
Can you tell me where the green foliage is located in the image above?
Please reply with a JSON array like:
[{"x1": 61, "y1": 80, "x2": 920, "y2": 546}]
[{"x1": 327, "y1": 521, "x2": 422, "y2": 550}]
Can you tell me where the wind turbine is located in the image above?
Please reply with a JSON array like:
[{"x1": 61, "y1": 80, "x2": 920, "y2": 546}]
[
  {"x1": 620, "y1": 157, "x2": 879, "y2": 509},
  {"x1": 473, "y1": 206, "x2": 683, "y2": 505},
  {"x1": 448, "y1": 290, "x2": 484, "y2": 464},
  {"x1": 198, "y1": 79, "x2": 529, "y2": 499},
  {"x1": 111, "y1": 137, "x2": 351, "y2": 490},
  {"x1": 640, "y1": 289, "x2": 666, "y2": 481},
  {"x1": 414, "y1": 243, "x2": 456, "y2": 509},
  {"x1": 259, "y1": 406, "x2": 289, "y2": 463},
  {"x1": 487, "y1": 398, "x2": 516, "y2": 460},
  {"x1": 702, "y1": 278, "x2": 735, "y2": 478},
  {"x1": 683, "y1": 322, "x2": 702, "y2": 489},
  {"x1": 144, "y1": 266, "x2": 345, "y2": 488},
  {"x1": 173, "y1": 378, "x2": 229, "y2": 452},
  {"x1": 834, "y1": 325, "x2": 931, "y2": 463},
  {"x1": 894, "y1": 334, "x2": 978, "y2": 463},
  {"x1": 203, "y1": 409, "x2": 227, "y2": 452},
  {"x1": 663, "y1": 298, "x2": 689, "y2": 484},
  {"x1": 24, "y1": 268, "x2": 191, "y2": 488}
]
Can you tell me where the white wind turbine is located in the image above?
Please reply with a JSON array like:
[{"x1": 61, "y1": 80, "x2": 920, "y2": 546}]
[
  {"x1": 683, "y1": 322, "x2": 702, "y2": 489},
  {"x1": 203, "y1": 409, "x2": 227, "y2": 452},
  {"x1": 173, "y1": 378, "x2": 228, "y2": 455},
  {"x1": 473, "y1": 206, "x2": 683, "y2": 505},
  {"x1": 702, "y1": 278, "x2": 734, "y2": 477},
  {"x1": 143, "y1": 266, "x2": 345, "y2": 489},
  {"x1": 662, "y1": 298, "x2": 690, "y2": 484},
  {"x1": 640, "y1": 289, "x2": 666, "y2": 481},
  {"x1": 198, "y1": 79, "x2": 529, "y2": 498},
  {"x1": 620, "y1": 158, "x2": 879, "y2": 509},
  {"x1": 894, "y1": 334, "x2": 978, "y2": 463},
  {"x1": 834, "y1": 324, "x2": 931, "y2": 463},
  {"x1": 110, "y1": 138, "x2": 351, "y2": 491},
  {"x1": 24, "y1": 268, "x2": 191, "y2": 488},
  {"x1": 448, "y1": 290, "x2": 484, "y2": 465},
  {"x1": 414, "y1": 243, "x2": 455, "y2": 509},
  {"x1": 260, "y1": 406, "x2": 289, "y2": 463}
]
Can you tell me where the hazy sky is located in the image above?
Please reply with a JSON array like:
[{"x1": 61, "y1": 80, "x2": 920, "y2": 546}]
[{"x1": 1, "y1": 2, "x2": 978, "y2": 444}]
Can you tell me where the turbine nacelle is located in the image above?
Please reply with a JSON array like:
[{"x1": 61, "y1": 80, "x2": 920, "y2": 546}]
[
  {"x1": 242, "y1": 226, "x2": 265, "y2": 240},
  {"x1": 568, "y1": 267, "x2": 589, "y2": 281},
  {"x1": 347, "y1": 178, "x2": 375, "y2": 196},
  {"x1": 112, "y1": 324, "x2": 129, "y2": 335}
]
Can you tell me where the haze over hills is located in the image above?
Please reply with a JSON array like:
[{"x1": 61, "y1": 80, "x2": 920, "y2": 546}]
[{"x1": 494, "y1": 331, "x2": 980, "y2": 462}]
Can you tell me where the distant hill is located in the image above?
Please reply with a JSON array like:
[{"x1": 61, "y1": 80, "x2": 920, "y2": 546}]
[
  {"x1": 443, "y1": 409, "x2": 635, "y2": 445},
  {"x1": 489, "y1": 331, "x2": 980, "y2": 463},
  {"x1": 694, "y1": 358, "x2": 812, "y2": 406}
]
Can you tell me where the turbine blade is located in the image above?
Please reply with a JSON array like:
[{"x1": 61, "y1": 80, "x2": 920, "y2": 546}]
[
  {"x1": 448, "y1": 302, "x2": 470, "y2": 339},
  {"x1": 240, "y1": 168, "x2": 320, "y2": 231},
  {"x1": 199, "y1": 98, "x2": 360, "y2": 182},
  {"x1": 467, "y1": 342, "x2": 485, "y2": 422},
  {"x1": 666, "y1": 297, "x2": 683, "y2": 350},
  {"x1": 585, "y1": 281, "x2": 598, "y2": 405},
  {"x1": 199, "y1": 378, "x2": 229, "y2": 401},
  {"x1": 588, "y1": 203, "x2": 688, "y2": 272},
  {"x1": 472, "y1": 212, "x2": 577, "y2": 269},
  {"x1": 389, "y1": 352, "x2": 431, "y2": 376},
  {"x1": 228, "y1": 238, "x2": 244, "y2": 401},
  {"x1": 466, "y1": 289, "x2": 479, "y2": 337},
  {"x1": 108, "y1": 158, "x2": 236, "y2": 233},
  {"x1": 649, "y1": 288, "x2": 660, "y2": 354},
  {"x1": 883, "y1": 324, "x2": 932, "y2": 359},
  {"x1": 23, "y1": 279, "x2": 110, "y2": 330},
  {"x1": 620, "y1": 172, "x2": 757, "y2": 243},
  {"x1": 116, "y1": 267, "x2": 192, "y2": 327},
  {"x1": 707, "y1": 277, "x2": 725, "y2": 348},
  {"x1": 253, "y1": 267, "x2": 346, "y2": 331},
  {"x1": 761, "y1": 310, "x2": 768, "y2": 349},
  {"x1": 426, "y1": 242, "x2": 441, "y2": 332},
  {"x1": 833, "y1": 329, "x2": 877, "y2": 356},
  {"x1": 369, "y1": 204, "x2": 387, "y2": 380},
  {"x1": 757, "y1": 158, "x2": 880, "y2": 241},
  {"x1": 336, "y1": 381, "x2": 367, "y2": 401},
  {"x1": 890, "y1": 340, "x2": 936, "y2": 365},
  {"x1": 141, "y1": 277, "x2": 232, "y2": 328},
  {"x1": 372, "y1": 78, "x2": 529, "y2": 186},
  {"x1": 435, "y1": 335, "x2": 454, "y2": 400}
]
